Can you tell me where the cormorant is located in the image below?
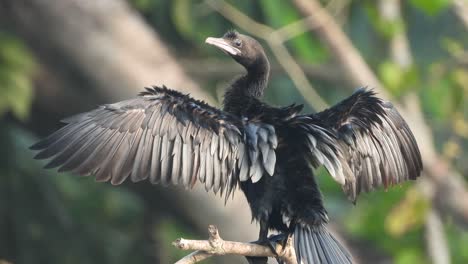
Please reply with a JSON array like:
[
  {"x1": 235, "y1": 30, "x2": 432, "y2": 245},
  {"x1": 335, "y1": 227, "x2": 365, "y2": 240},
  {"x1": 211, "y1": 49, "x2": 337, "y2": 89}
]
[{"x1": 31, "y1": 30, "x2": 423, "y2": 264}]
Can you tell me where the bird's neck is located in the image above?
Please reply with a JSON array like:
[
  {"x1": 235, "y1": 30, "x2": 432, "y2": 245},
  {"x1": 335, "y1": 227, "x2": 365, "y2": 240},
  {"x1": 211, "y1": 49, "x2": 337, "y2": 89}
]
[{"x1": 223, "y1": 57, "x2": 270, "y2": 115}]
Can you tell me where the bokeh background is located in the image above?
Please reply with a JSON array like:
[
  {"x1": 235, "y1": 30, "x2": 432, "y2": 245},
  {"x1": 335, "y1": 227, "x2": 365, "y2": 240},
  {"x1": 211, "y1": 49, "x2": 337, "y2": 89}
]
[{"x1": 0, "y1": 0, "x2": 467, "y2": 263}]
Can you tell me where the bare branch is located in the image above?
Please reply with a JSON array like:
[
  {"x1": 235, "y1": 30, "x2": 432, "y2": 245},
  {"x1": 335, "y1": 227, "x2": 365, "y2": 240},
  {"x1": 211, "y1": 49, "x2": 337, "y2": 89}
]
[
  {"x1": 0, "y1": 2, "x2": 265, "y2": 260},
  {"x1": 173, "y1": 225, "x2": 298, "y2": 264},
  {"x1": 292, "y1": 0, "x2": 468, "y2": 226},
  {"x1": 378, "y1": 0, "x2": 413, "y2": 69},
  {"x1": 379, "y1": 1, "x2": 451, "y2": 261},
  {"x1": 183, "y1": 59, "x2": 344, "y2": 84},
  {"x1": 453, "y1": 0, "x2": 468, "y2": 31},
  {"x1": 292, "y1": 0, "x2": 386, "y2": 94},
  {"x1": 425, "y1": 209, "x2": 450, "y2": 264}
]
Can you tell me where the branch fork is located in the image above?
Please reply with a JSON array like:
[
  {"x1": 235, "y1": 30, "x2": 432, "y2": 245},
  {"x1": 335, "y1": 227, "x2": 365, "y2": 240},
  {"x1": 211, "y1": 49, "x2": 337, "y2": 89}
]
[{"x1": 173, "y1": 225, "x2": 297, "y2": 264}]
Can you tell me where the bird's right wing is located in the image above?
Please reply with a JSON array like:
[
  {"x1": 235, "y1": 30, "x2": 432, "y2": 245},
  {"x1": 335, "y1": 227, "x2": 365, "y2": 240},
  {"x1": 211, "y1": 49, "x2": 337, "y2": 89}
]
[{"x1": 31, "y1": 86, "x2": 277, "y2": 199}]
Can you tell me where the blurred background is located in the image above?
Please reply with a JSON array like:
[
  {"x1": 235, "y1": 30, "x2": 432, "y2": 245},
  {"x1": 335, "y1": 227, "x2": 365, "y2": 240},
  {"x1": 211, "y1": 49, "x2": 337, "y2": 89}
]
[{"x1": 0, "y1": 0, "x2": 467, "y2": 263}]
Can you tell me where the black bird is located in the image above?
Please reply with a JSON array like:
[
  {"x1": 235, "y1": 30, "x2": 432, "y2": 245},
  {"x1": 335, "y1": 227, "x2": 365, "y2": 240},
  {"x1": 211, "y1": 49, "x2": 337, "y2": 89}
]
[{"x1": 31, "y1": 30, "x2": 422, "y2": 264}]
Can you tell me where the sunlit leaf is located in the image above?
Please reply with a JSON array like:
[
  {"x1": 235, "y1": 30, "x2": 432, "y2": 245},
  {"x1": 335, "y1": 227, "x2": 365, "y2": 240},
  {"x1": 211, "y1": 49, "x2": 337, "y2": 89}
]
[
  {"x1": 364, "y1": 4, "x2": 405, "y2": 38},
  {"x1": 0, "y1": 33, "x2": 36, "y2": 121},
  {"x1": 452, "y1": 112, "x2": 468, "y2": 138},
  {"x1": 259, "y1": 0, "x2": 328, "y2": 63},
  {"x1": 421, "y1": 63, "x2": 459, "y2": 120},
  {"x1": 395, "y1": 248, "x2": 426, "y2": 264},
  {"x1": 385, "y1": 188, "x2": 430, "y2": 237},
  {"x1": 442, "y1": 139, "x2": 461, "y2": 160},
  {"x1": 379, "y1": 61, "x2": 404, "y2": 92},
  {"x1": 442, "y1": 38, "x2": 465, "y2": 58},
  {"x1": 172, "y1": 0, "x2": 193, "y2": 38},
  {"x1": 446, "y1": 223, "x2": 468, "y2": 263},
  {"x1": 378, "y1": 61, "x2": 419, "y2": 96},
  {"x1": 409, "y1": 0, "x2": 450, "y2": 16},
  {"x1": 453, "y1": 68, "x2": 468, "y2": 91}
]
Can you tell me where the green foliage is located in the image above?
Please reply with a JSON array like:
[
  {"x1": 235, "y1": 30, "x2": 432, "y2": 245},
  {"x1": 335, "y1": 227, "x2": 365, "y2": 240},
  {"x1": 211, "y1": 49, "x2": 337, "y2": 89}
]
[
  {"x1": 172, "y1": 0, "x2": 194, "y2": 38},
  {"x1": 345, "y1": 184, "x2": 429, "y2": 263},
  {"x1": 378, "y1": 61, "x2": 420, "y2": 96},
  {"x1": 385, "y1": 188, "x2": 430, "y2": 237},
  {"x1": 156, "y1": 218, "x2": 210, "y2": 263},
  {"x1": 409, "y1": 0, "x2": 451, "y2": 16},
  {"x1": 131, "y1": 0, "x2": 154, "y2": 11},
  {"x1": 422, "y1": 63, "x2": 465, "y2": 120},
  {"x1": 395, "y1": 248, "x2": 427, "y2": 264},
  {"x1": 2, "y1": 1, "x2": 468, "y2": 263},
  {"x1": 259, "y1": 0, "x2": 328, "y2": 63},
  {"x1": 364, "y1": 3, "x2": 405, "y2": 39},
  {"x1": 188, "y1": 2, "x2": 468, "y2": 262},
  {"x1": 0, "y1": 33, "x2": 35, "y2": 121},
  {"x1": 0, "y1": 125, "x2": 148, "y2": 264},
  {"x1": 446, "y1": 223, "x2": 468, "y2": 263}
]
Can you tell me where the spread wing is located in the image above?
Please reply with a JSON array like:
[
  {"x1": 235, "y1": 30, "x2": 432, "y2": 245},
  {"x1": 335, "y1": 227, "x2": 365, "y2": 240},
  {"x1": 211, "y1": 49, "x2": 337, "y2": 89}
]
[
  {"x1": 31, "y1": 86, "x2": 277, "y2": 199},
  {"x1": 294, "y1": 88, "x2": 423, "y2": 201}
]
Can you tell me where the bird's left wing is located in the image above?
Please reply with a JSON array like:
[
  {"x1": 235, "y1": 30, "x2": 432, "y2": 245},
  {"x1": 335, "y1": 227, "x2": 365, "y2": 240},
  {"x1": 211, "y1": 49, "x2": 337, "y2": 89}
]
[
  {"x1": 291, "y1": 88, "x2": 423, "y2": 201},
  {"x1": 31, "y1": 86, "x2": 277, "y2": 199}
]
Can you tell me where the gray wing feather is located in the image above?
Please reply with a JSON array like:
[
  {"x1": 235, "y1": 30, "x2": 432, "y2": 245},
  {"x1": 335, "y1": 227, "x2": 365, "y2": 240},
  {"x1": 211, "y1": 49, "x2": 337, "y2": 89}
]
[
  {"x1": 31, "y1": 86, "x2": 279, "y2": 197},
  {"x1": 299, "y1": 89, "x2": 423, "y2": 201}
]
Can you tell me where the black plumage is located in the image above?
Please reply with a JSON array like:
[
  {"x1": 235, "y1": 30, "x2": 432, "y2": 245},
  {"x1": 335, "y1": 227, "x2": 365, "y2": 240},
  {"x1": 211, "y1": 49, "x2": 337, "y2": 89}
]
[{"x1": 32, "y1": 30, "x2": 422, "y2": 264}]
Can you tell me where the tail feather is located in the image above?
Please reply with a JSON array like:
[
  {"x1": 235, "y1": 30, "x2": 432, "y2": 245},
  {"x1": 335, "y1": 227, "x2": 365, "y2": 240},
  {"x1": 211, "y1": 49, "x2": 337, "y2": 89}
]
[{"x1": 294, "y1": 225, "x2": 352, "y2": 264}]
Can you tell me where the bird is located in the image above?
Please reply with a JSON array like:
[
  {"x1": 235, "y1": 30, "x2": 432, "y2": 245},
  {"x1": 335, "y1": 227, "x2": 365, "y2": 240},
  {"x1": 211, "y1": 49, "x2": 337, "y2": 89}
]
[{"x1": 31, "y1": 30, "x2": 423, "y2": 264}]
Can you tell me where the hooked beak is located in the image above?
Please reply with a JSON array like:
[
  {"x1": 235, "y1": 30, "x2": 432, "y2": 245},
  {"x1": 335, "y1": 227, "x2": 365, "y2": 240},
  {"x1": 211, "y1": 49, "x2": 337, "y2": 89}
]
[{"x1": 205, "y1": 37, "x2": 241, "y2": 56}]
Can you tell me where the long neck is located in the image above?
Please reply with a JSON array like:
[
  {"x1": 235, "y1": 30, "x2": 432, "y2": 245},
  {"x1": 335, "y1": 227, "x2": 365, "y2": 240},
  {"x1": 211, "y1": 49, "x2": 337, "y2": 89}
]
[{"x1": 223, "y1": 55, "x2": 270, "y2": 115}]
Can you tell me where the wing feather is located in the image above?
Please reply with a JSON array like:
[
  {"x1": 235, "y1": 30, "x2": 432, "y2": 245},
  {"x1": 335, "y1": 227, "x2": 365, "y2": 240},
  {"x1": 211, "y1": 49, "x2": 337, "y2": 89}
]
[
  {"x1": 296, "y1": 89, "x2": 422, "y2": 201},
  {"x1": 149, "y1": 135, "x2": 162, "y2": 184},
  {"x1": 32, "y1": 86, "x2": 279, "y2": 197}
]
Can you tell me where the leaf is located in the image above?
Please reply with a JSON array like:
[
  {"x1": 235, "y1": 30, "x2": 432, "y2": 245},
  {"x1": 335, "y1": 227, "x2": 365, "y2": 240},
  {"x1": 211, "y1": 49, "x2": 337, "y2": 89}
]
[
  {"x1": 0, "y1": 33, "x2": 36, "y2": 121},
  {"x1": 395, "y1": 248, "x2": 426, "y2": 264},
  {"x1": 172, "y1": 0, "x2": 193, "y2": 38},
  {"x1": 259, "y1": 0, "x2": 328, "y2": 63},
  {"x1": 364, "y1": 4, "x2": 405, "y2": 38},
  {"x1": 409, "y1": 0, "x2": 450, "y2": 16},
  {"x1": 442, "y1": 38, "x2": 465, "y2": 58},
  {"x1": 378, "y1": 61, "x2": 419, "y2": 96},
  {"x1": 129, "y1": 0, "x2": 153, "y2": 11},
  {"x1": 379, "y1": 61, "x2": 405, "y2": 93},
  {"x1": 385, "y1": 187, "x2": 430, "y2": 237},
  {"x1": 422, "y1": 63, "x2": 465, "y2": 120}
]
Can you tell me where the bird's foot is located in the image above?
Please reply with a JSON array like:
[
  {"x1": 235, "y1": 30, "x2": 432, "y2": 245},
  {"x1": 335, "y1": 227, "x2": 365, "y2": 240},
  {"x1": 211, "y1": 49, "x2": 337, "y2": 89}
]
[
  {"x1": 267, "y1": 233, "x2": 290, "y2": 254},
  {"x1": 270, "y1": 233, "x2": 292, "y2": 264},
  {"x1": 245, "y1": 234, "x2": 290, "y2": 263}
]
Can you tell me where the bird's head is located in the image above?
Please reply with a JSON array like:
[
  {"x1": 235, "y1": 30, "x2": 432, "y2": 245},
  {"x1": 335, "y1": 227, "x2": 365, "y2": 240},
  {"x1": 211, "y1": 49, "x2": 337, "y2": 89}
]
[{"x1": 206, "y1": 30, "x2": 268, "y2": 72}]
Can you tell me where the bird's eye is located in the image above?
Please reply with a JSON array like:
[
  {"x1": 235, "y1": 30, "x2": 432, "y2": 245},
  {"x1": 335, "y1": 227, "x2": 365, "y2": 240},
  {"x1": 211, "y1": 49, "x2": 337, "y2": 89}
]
[{"x1": 234, "y1": 39, "x2": 242, "y2": 47}]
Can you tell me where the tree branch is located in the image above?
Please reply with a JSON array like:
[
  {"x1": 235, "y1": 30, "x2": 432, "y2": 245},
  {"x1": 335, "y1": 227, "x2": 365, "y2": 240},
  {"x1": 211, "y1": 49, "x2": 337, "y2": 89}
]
[
  {"x1": 453, "y1": 0, "x2": 468, "y2": 31},
  {"x1": 173, "y1": 225, "x2": 297, "y2": 264},
  {"x1": 292, "y1": 0, "x2": 385, "y2": 93},
  {"x1": 183, "y1": 59, "x2": 344, "y2": 84},
  {"x1": 425, "y1": 209, "x2": 450, "y2": 264},
  {"x1": 378, "y1": 1, "x2": 451, "y2": 260},
  {"x1": 0, "y1": 3, "x2": 263, "y2": 263},
  {"x1": 292, "y1": 0, "x2": 468, "y2": 226}
]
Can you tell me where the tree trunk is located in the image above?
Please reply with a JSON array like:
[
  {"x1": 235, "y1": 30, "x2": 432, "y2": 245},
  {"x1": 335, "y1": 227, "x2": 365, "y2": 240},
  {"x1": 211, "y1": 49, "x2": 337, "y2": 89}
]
[{"x1": 0, "y1": 1, "x2": 259, "y2": 263}]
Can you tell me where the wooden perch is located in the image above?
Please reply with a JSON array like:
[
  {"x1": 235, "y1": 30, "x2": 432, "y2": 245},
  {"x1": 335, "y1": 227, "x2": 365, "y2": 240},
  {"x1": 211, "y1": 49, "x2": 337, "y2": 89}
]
[{"x1": 173, "y1": 225, "x2": 298, "y2": 264}]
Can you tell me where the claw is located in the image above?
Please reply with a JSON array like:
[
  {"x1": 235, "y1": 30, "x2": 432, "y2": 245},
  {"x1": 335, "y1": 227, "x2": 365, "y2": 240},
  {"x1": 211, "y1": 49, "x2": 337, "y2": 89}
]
[
  {"x1": 246, "y1": 234, "x2": 291, "y2": 263},
  {"x1": 266, "y1": 233, "x2": 289, "y2": 255}
]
